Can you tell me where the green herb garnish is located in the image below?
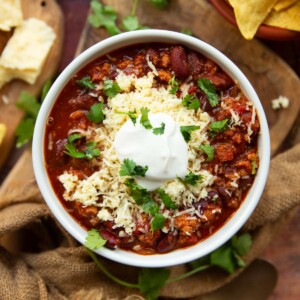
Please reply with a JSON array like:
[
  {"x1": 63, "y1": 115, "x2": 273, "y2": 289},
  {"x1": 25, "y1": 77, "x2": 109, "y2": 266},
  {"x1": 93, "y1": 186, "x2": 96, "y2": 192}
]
[
  {"x1": 125, "y1": 178, "x2": 152, "y2": 205},
  {"x1": 157, "y1": 189, "x2": 177, "y2": 209},
  {"x1": 142, "y1": 200, "x2": 159, "y2": 216},
  {"x1": 88, "y1": 0, "x2": 121, "y2": 35},
  {"x1": 41, "y1": 79, "x2": 52, "y2": 102},
  {"x1": 140, "y1": 107, "x2": 152, "y2": 129},
  {"x1": 15, "y1": 118, "x2": 35, "y2": 148},
  {"x1": 87, "y1": 102, "x2": 105, "y2": 123},
  {"x1": 182, "y1": 94, "x2": 200, "y2": 110},
  {"x1": 197, "y1": 78, "x2": 219, "y2": 107},
  {"x1": 180, "y1": 125, "x2": 200, "y2": 142},
  {"x1": 120, "y1": 159, "x2": 148, "y2": 177},
  {"x1": 181, "y1": 28, "x2": 193, "y2": 35},
  {"x1": 199, "y1": 144, "x2": 215, "y2": 162},
  {"x1": 104, "y1": 79, "x2": 121, "y2": 98},
  {"x1": 151, "y1": 213, "x2": 166, "y2": 232},
  {"x1": 85, "y1": 229, "x2": 107, "y2": 250},
  {"x1": 209, "y1": 119, "x2": 229, "y2": 134},
  {"x1": 153, "y1": 122, "x2": 165, "y2": 135},
  {"x1": 64, "y1": 134, "x2": 100, "y2": 159},
  {"x1": 76, "y1": 76, "x2": 95, "y2": 90},
  {"x1": 16, "y1": 91, "x2": 41, "y2": 119},
  {"x1": 181, "y1": 172, "x2": 202, "y2": 186},
  {"x1": 148, "y1": 0, "x2": 170, "y2": 9},
  {"x1": 169, "y1": 76, "x2": 179, "y2": 95},
  {"x1": 251, "y1": 158, "x2": 257, "y2": 175},
  {"x1": 116, "y1": 109, "x2": 138, "y2": 125}
]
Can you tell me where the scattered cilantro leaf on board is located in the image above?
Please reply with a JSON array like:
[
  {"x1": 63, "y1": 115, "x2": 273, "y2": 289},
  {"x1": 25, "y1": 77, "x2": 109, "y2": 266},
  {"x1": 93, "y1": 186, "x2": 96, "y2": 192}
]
[
  {"x1": 181, "y1": 172, "x2": 202, "y2": 186},
  {"x1": 76, "y1": 76, "x2": 95, "y2": 90},
  {"x1": 140, "y1": 107, "x2": 153, "y2": 129},
  {"x1": 116, "y1": 109, "x2": 138, "y2": 125},
  {"x1": 180, "y1": 125, "x2": 200, "y2": 142},
  {"x1": 88, "y1": 0, "x2": 121, "y2": 35},
  {"x1": 85, "y1": 229, "x2": 107, "y2": 250},
  {"x1": 148, "y1": 0, "x2": 170, "y2": 9},
  {"x1": 119, "y1": 158, "x2": 148, "y2": 177},
  {"x1": 199, "y1": 144, "x2": 215, "y2": 161},
  {"x1": 182, "y1": 94, "x2": 200, "y2": 110},
  {"x1": 151, "y1": 213, "x2": 166, "y2": 232},
  {"x1": 181, "y1": 28, "x2": 193, "y2": 35},
  {"x1": 103, "y1": 79, "x2": 121, "y2": 98},
  {"x1": 16, "y1": 91, "x2": 41, "y2": 119},
  {"x1": 41, "y1": 79, "x2": 53, "y2": 102},
  {"x1": 157, "y1": 188, "x2": 177, "y2": 209},
  {"x1": 197, "y1": 78, "x2": 219, "y2": 107},
  {"x1": 15, "y1": 118, "x2": 35, "y2": 148},
  {"x1": 152, "y1": 122, "x2": 165, "y2": 135},
  {"x1": 209, "y1": 119, "x2": 229, "y2": 134},
  {"x1": 122, "y1": 15, "x2": 140, "y2": 31},
  {"x1": 87, "y1": 102, "x2": 105, "y2": 123},
  {"x1": 168, "y1": 76, "x2": 179, "y2": 95}
]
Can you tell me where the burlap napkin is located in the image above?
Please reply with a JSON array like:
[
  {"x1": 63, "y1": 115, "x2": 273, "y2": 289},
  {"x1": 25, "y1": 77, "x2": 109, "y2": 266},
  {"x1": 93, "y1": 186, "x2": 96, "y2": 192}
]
[{"x1": 0, "y1": 142, "x2": 299, "y2": 300}]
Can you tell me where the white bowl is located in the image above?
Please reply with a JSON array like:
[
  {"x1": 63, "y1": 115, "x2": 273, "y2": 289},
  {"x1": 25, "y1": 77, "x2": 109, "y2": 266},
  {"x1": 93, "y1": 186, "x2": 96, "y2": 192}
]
[{"x1": 32, "y1": 30, "x2": 270, "y2": 268}]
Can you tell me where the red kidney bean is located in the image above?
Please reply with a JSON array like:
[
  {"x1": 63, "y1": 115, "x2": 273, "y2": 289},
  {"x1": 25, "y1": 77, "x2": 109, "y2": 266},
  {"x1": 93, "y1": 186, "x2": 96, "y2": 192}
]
[
  {"x1": 170, "y1": 46, "x2": 189, "y2": 78},
  {"x1": 157, "y1": 233, "x2": 178, "y2": 253},
  {"x1": 187, "y1": 51, "x2": 204, "y2": 75}
]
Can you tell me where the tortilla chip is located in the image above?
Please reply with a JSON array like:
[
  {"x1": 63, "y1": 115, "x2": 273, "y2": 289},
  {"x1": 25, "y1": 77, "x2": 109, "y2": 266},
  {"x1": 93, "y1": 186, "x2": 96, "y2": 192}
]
[
  {"x1": 0, "y1": 124, "x2": 6, "y2": 145},
  {"x1": 228, "y1": 0, "x2": 278, "y2": 39},
  {"x1": 273, "y1": 0, "x2": 298, "y2": 11},
  {"x1": 0, "y1": 0, "x2": 23, "y2": 31},
  {"x1": 264, "y1": 2, "x2": 300, "y2": 31}
]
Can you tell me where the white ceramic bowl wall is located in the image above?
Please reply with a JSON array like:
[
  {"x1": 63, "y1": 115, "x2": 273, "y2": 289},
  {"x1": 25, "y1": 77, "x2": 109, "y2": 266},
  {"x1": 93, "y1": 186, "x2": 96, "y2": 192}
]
[{"x1": 32, "y1": 30, "x2": 270, "y2": 268}]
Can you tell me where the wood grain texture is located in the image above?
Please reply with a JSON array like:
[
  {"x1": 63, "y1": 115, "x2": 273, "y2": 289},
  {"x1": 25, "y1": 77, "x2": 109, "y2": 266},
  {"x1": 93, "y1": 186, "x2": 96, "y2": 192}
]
[
  {"x1": 0, "y1": 0, "x2": 64, "y2": 169},
  {"x1": 80, "y1": 0, "x2": 300, "y2": 158}
]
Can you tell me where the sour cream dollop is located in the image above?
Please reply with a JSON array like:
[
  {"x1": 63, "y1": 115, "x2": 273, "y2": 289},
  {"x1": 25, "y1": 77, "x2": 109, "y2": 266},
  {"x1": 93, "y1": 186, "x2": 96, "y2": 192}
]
[{"x1": 114, "y1": 113, "x2": 188, "y2": 191}]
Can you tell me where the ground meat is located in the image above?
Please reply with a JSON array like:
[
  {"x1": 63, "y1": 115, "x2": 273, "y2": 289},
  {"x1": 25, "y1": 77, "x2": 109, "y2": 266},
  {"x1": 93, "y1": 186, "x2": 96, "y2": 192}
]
[{"x1": 215, "y1": 143, "x2": 235, "y2": 162}]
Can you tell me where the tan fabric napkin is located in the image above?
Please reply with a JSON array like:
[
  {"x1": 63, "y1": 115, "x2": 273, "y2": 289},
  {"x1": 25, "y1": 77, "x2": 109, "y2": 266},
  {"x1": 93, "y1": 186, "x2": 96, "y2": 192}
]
[{"x1": 0, "y1": 143, "x2": 299, "y2": 299}]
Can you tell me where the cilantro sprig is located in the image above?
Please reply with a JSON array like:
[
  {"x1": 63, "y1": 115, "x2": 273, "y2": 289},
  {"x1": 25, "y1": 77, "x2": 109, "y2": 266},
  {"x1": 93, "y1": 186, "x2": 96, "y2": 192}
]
[
  {"x1": 197, "y1": 78, "x2": 219, "y2": 107},
  {"x1": 15, "y1": 80, "x2": 52, "y2": 148},
  {"x1": 157, "y1": 188, "x2": 177, "y2": 209},
  {"x1": 104, "y1": 79, "x2": 121, "y2": 98},
  {"x1": 140, "y1": 107, "x2": 152, "y2": 129},
  {"x1": 151, "y1": 213, "x2": 166, "y2": 232},
  {"x1": 119, "y1": 159, "x2": 148, "y2": 177},
  {"x1": 209, "y1": 119, "x2": 229, "y2": 135},
  {"x1": 180, "y1": 125, "x2": 200, "y2": 142},
  {"x1": 152, "y1": 122, "x2": 165, "y2": 135},
  {"x1": 84, "y1": 233, "x2": 252, "y2": 299},
  {"x1": 64, "y1": 134, "x2": 100, "y2": 159},
  {"x1": 116, "y1": 109, "x2": 138, "y2": 125},
  {"x1": 87, "y1": 102, "x2": 105, "y2": 123},
  {"x1": 180, "y1": 172, "x2": 202, "y2": 186},
  {"x1": 182, "y1": 94, "x2": 200, "y2": 110},
  {"x1": 76, "y1": 76, "x2": 95, "y2": 90},
  {"x1": 85, "y1": 229, "x2": 107, "y2": 250},
  {"x1": 169, "y1": 76, "x2": 179, "y2": 95},
  {"x1": 199, "y1": 144, "x2": 215, "y2": 162}
]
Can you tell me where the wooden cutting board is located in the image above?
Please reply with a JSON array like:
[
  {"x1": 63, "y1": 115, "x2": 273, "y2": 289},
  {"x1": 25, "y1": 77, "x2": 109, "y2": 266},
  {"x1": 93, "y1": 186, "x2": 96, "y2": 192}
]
[
  {"x1": 0, "y1": 0, "x2": 64, "y2": 168},
  {"x1": 79, "y1": 0, "x2": 300, "y2": 157}
]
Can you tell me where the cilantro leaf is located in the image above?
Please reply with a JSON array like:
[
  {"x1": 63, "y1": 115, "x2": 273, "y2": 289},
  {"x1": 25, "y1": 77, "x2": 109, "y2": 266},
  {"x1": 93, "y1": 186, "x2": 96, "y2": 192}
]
[
  {"x1": 181, "y1": 28, "x2": 193, "y2": 36},
  {"x1": 87, "y1": 102, "x2": 105, "y2": 123},
  {"x1": 142, "y1": 200, "x2": 159, "y2": 216},
  {"x1": 157, "y1": 189, "x2": 177, "y2": 209},
  {"x1": 68, "y1": 133, "x2": 82, "y2": 143},
  {"x1": 15, "y1": 118, "x2": 35, "y2": 148},
  {"x1": 180, "y1": 125, "x2": 200, "y2": 142},
  {"x1": 88, "y1": 0, "x2": 121, "y2": 35},
  {"x1": 199, "y1": 144, "x2": 215, "y2": 161},
  {"x1": 104, "y1": 79, "x2": 121, "y2": 98},
  {"x1": 182, "y1": 94, "x2": 200, "y2": 110},
  {"x1": 169, "y1": 76, "x2": 179, "y2": 95},
  {"x1": 85, "y1": 141, "x2": 101, "y2": 159},
  {"x1": 152, "y1": 122, "x2": 165, "y2": 135},
  {"x1": 119, "y1": 159, "x2": 148, "y2": 177},
  {"x1": 76, "y1": 76, "x2": 95, "y2": 90},
  {"x1": 210, "y1": 244, "x2": 235, "y2": 274},
  {"x1": 85, "y1": 229, "x2": 106, "y2": 250},
  {"x1": 251, "y1": 159, "x2": 257, "y2": 175},
  {"x1": 41, "y1": 79, "x2": 52, "y2": 102},
  {"x1": 197, "y1": 78, "x2": 219, "y2": 107},
  {"x1": 209, "y1": 119, "x2": 229, "y2": 133},
  {"x1": 64, "y1": 141, "x2": 86, "y2": 159},
  {"x1": 148, "y1": 0, "x2": 170, "y2": 9},
  {"x1": 138, "y1": 268, "x2": 170, "y2": 300},
  {"x1": 151, "y1": 213, "x2": 166, "y2": 232},
  {"x1": 125, "y1": 178, "x2": 152, "y2": 205},
  {"x1": 140, "y1": 107, "x2": 152, "y2": 129},
  {"x1": 231, "y1": 233, "x2": 252, "y2": 256},
  {"x1": 122, "y1": 15, "x2": 140, "y2": 31},
  {"x1": 181, "y1": 172, "x2": 202, "y2": 186},
  {"x1": 16, "y1": 91, "x2": 41, "y2": 119},
  {"x1": 116, "y1": 109, "x2": 138, "y2": 125}
]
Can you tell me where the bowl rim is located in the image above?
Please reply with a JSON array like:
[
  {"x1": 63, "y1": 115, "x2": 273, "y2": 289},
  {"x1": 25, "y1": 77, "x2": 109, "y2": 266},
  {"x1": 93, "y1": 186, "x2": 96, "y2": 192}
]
[
  {"x1": 210, "y1": 0, "x2": 300, "y2": 41},
  {"x1": 32, "y1": 29, "x2": 270, "y2": 268}
]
